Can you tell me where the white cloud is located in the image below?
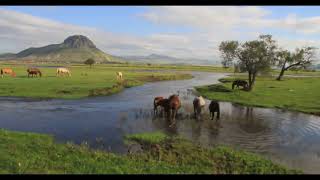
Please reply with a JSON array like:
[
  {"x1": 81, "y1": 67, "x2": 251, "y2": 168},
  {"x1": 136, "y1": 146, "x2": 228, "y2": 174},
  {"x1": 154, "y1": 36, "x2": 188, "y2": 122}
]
[{"x1": 0, "y1": 7, "x2": 320, "y2": 64}]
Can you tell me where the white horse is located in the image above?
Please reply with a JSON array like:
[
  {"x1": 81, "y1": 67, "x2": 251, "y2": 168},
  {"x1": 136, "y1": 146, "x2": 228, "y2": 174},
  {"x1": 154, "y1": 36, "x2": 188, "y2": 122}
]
[
  {"x1": 56, "y1": 67, "x2": 71, "y2": 77},
  {"x1": 116, "y1": 72, "x2": 123, "y2": 80},
  {"x1": 198, "y1": 96, "x2": 206, "y2": 107},
  {"x1": 193, "y1": 96, "x2": 206, "y2": 118}
]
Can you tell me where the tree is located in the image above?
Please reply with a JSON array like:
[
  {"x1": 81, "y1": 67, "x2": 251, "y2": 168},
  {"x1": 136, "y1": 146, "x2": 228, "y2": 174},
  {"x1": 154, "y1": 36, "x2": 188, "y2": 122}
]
[
  {"x1": 84, "y1": 58, "x2": 95, "y2": 68},
  {"x1": 219, "y1": 41, "x2": 239, "y2": 68},
  {"x1": 275, "y1": 47, "x2": 316, "y2": 81},
  {"x1": 219, "y1": 35, "x2": 277, "y2": 91}
]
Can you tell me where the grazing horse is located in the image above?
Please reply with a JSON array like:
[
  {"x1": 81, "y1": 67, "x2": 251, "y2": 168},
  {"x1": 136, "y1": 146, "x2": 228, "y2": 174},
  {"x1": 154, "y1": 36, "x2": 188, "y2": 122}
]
[
  {"x1": 193, "y1": 96, "x2": 206, "y2": 119},
  {"x1": 27, "y1": 68, "x2": 42, "y2": 78},
  {"x1": 1, "y1": 68, "x2": 16, "y2": 78},
  {"x1": 116, "y1": 72, "x2": 123, "y2": 81},
  {"x1": 167, "y1": 94, "x2": 181, "y2": 126},
  {"x1": 153, "y1": 96, "x2": 164, "y2": 115},
  {"x1": 232, "y1": 80, "x2": 248, "y2": 90},
  {"x1": 56, "y1": 68, "x2": 71, "y2": 77},
  {"x1": 209, "y1": 100, "x2": 220, "y2": 120}
]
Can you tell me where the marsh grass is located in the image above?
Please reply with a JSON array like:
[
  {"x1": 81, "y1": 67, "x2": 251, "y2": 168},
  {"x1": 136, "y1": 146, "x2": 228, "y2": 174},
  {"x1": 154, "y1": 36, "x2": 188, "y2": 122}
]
[{"x1": 0, "y1": 129, "x2": 302, "y2": 174}]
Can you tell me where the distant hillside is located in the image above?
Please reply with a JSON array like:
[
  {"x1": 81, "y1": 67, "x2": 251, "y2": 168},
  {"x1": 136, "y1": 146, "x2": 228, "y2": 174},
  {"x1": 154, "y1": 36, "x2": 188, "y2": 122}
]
[
  {"x1": 120, "y1": 54, "x2": 219, "y2": 65},
  {"x1": 0, "y1": 35, "x2": 123, "y2": 63}
]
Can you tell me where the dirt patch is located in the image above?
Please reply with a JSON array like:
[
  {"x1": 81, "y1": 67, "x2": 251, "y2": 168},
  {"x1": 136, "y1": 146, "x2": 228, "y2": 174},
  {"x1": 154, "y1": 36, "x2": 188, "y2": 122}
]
[{"x1": 57, "y1": 90, "x2": 72, "y2": 94}]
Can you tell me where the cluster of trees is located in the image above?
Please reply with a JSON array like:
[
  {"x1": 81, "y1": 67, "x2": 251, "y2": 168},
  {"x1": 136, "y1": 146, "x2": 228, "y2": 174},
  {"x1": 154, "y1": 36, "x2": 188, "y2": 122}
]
[
  {"x1": 219, "y1": 34, "x2": 317, "y2": 91},
  {"x1": 84, "y1": 58, "x2": 95, "y2": 68}
]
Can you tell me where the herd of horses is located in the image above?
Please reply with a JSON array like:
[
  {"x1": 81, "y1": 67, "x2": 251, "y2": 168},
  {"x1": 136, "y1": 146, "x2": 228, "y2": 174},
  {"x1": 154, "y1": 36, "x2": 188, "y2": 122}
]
[
  {"x1": 0, "y1": 67, "x2": 124, "y2": 80},
  {"x1": 153, "y1": 94, "x2": 220, "y2": 127},
  {"x1": 153, "y1": 79, "x2": 249, "y2": 126},
  {"x1": 0, "y1": 67, "x2": 71, "y2": 78}
]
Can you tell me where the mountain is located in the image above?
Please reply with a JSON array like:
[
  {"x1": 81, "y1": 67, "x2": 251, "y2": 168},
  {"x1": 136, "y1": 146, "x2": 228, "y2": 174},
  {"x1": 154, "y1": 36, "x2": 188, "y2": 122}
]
[
  {"x1": 0, "y1": 35, "x2": 122, "y2": 63},
  {"x1": 120, "y1": 54, "x2": 219, "y2": 65}
]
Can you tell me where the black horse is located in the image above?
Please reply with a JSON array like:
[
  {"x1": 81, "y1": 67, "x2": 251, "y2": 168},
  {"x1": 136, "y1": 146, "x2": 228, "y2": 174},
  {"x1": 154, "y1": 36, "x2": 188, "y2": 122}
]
[
  {"x1": 232, "y1": 80, "x2": 248, "y2": 90},
  {"x1": 209, "y1": 100, "x2": 220, "y2": 120}
]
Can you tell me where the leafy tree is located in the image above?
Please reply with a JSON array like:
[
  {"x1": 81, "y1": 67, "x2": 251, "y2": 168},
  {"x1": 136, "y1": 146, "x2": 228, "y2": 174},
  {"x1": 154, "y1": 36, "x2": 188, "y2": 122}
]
[
  {"x1": 84, "y1": 58, "x2": 95, "y2": 68},
  {"x1": 219, "y1": 41, "x2": 239, "y2": 68},
  {"x1": 275, "y1": 47, "x2": 316, "y2": 80},
  {"x1": 219, "y1": 35, "x2": 277, "y2": 91}
]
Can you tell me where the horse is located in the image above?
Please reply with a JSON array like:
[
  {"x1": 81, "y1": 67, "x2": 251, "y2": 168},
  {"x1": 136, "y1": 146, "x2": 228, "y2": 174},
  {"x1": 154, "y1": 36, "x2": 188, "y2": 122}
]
[
  {"x1": 153, "y1": 96, "x2": 164, "y2": 115},
  {"x1": 209, "y1": 100, "x2": 220, "y2": 120},
  {"x1": 232, "y1": 80, "x2": 248, "y2": 90},
  {"x1": 193, "y1": 96, "x2": 206, "y2": 119},
  {"x1": 27, "y1": 68, "x2": 42, "y2": 78},
  {"x1": 158, "y1": 98, "x2": 170, "y2": 118},
  {"x1": 56, "y1": 68, "x2": 71, "y2": 77},
  {"x1": 167, "y1": 94, "x2": 181, "y2": 126},
  {"x1": 116, "y1": 72, "x2": 123, "y2": 81},
  {"x1": 1, "y1": 68, "x2": 16, "y2": 78}
]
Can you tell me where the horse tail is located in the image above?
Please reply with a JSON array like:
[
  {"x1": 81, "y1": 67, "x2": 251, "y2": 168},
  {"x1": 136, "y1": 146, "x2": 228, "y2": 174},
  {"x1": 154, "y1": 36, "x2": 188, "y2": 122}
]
[
  {"x1": 39, "y1": 71, "x2": 42, "y2": 77},
  {"x1": 232, "y1": 82, "x2": 235, "y2": 89}
]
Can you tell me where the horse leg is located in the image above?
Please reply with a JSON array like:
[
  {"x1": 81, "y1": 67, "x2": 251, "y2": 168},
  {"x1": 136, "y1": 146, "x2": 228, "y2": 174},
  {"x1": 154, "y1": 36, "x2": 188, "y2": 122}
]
[
  {"x1": 170, "y1": 109, "x2": 176, "y2": 127},
  {"x1": 154, "y1": 104, "x2": 157, "y2": 116}
]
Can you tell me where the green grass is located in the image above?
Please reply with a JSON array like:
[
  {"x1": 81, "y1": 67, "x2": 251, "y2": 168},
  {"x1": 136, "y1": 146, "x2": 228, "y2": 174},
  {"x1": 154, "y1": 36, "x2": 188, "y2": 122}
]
[
  {"x1": 0, "y1": 129, "x2": 301, "y2": 174},
  {"x1": 125, "y1": 131, "x2": 169, "y2": 145},
  {"x1": 0, "y1": 64, "x2": 193, "y2": 99},
  {"x1": 196, "y1": 75, "x2": 320, "y2": 115}
]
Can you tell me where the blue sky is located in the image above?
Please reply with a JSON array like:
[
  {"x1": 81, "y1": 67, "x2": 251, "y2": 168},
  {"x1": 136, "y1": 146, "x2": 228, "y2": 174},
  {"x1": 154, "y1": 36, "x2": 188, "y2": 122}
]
[
  {"x1": 2, "y1": 6, "x2": 193, "y2": 36},
  {"x1": 1, "y1": 6, "x2": 320, "y2": 62}
]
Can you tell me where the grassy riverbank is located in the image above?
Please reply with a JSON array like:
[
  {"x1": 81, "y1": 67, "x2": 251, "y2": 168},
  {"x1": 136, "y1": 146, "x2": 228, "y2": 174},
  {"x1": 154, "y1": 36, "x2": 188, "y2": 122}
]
[
  {"x1": 0, "y1": 129, "x2": 301, "y2": 174},
  {"x1": 196, "y1": 75, "x2": 320, "y2": 115},
  {"x1": 0, "y1": 64, "x2": 193, "y2": 99}
]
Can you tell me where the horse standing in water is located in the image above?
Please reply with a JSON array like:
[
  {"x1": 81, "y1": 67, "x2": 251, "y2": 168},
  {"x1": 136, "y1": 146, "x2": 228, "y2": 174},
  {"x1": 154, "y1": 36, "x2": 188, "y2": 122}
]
[
  {"x1": 27, "y1": 68, "x2": 42, "y2": 78},
  {"x1": 1, "y1": 68, "x2": 16, "y2": 78},
  {"x1": 153, "y1": 96, "x2": 164, "y2": 115},
  {"x1": 167, "y1": 94, "x2": 181, "y2": 127},
  {"x1": 193, "y1": 96, "x2": 206, "y2": 119},
  {"x1": 209, "y1": 100, "x2": 220, "y2": 120},
  {"x1": 56, "y1": 68, "x2": 71, "y2": 77}
]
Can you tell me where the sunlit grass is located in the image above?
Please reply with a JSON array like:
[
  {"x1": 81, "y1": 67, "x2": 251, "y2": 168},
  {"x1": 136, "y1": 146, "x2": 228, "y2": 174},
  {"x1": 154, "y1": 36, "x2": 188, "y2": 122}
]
[{"x1": 0, "y1": 64, "x2": 193, "y2": 99}]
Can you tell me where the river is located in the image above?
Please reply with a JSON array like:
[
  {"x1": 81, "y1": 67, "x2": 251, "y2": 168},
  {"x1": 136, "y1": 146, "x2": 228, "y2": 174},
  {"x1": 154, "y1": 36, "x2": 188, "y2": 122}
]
[{"x1": 0, "y1": 71, "x2": 319, "y2": 173}]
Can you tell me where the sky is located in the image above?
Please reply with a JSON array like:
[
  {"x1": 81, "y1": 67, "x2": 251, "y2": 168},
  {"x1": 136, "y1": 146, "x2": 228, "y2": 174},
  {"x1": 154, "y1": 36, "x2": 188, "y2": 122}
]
[{"x1": 1, "y1": 6, "x2": 320, "y2": 62}]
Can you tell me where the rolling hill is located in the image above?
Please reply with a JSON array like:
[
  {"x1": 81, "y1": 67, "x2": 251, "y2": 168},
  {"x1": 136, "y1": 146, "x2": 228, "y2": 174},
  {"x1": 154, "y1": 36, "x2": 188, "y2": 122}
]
[
  {"x1": 120, "y1": 54, "x2": 219, "y2": 65},
  {"x1": 0, "y1": 35, "x2": 123, "y2": 63}
]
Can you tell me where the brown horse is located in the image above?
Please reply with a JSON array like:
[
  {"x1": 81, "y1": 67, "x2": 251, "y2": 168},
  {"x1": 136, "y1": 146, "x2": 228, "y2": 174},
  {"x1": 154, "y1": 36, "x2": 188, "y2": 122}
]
[
  {"x1": 167, "y1": 94, "x2": 181, "y2": 126},
  {"x1": 153, "y1": 96, "x2": 164, "y2": 115},
  {"x1": 158, "y1": 98, "x2": 170, "y2": 117},
  {"x1": 27, "y1": 68, "x2": 42, "y2": 78},
  {"x1": 209, "y1": 100, "x2": 220, "y2": 120},
  {"x1": 1, "y1": 68, "x2": 16, "y2": 78}
]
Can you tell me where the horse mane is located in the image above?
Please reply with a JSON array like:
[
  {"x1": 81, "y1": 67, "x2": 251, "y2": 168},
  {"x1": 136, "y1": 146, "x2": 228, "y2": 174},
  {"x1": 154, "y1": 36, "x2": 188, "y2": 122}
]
[{"x1": 169, "y1": 94, "x2": 179, "y2": 99}]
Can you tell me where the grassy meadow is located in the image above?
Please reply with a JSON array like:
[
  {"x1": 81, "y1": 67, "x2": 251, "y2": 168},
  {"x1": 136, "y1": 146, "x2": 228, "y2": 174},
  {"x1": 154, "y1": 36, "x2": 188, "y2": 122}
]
[
  {"x1": 0, "y1": 63, "x2": 196, "y2": 99},
  {"x1": 196, "y1": 75, "x2": 320, "y2": 115},
  {"x1": 0, "y1": 129, "x2": 302, "y2": 174}
]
